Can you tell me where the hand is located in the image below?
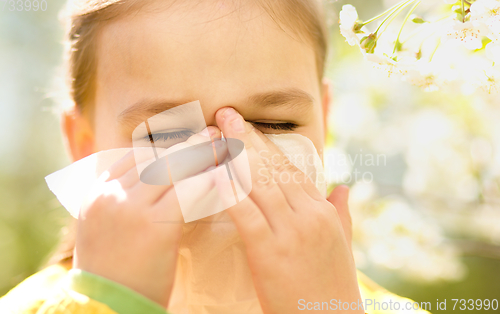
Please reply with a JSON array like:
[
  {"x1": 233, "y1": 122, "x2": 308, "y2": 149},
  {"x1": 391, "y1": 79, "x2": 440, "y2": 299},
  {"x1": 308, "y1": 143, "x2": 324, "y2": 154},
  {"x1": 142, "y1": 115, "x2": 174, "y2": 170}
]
[
  {"x1": 328, "y1": 185, "x2": 353, "y2": 255},
  {"x1": 73, "y1": 126, "x2": 224, "y2": 307},
  {"x1": 215, "y1": 108, "x2": 363, "y2": 314}
]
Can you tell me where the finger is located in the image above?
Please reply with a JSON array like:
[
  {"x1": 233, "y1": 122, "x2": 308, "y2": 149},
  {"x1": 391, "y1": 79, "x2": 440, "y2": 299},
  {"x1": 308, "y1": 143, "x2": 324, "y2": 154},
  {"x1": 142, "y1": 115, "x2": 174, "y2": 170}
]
[
  {"x1": 149, "y1": 188, "x2": 184, "y2": 228},
  {"x1": 101, "y1": 149, "x2": 146, "y2": 182},
  {"x1": 162, "y1": 126, "x2": 222, "y2": 156},
  {"x1": 117, "y1": 156, "x2": 174, "y2": 191},
  {"x1": 216, "y1": 107, "x2": 292, "y2": 228},
  {"x1": 252, "y1": 130, "x2": 322, "y2": 207},
  {"x1": 213, "y1": 164, "x2": 273, "y2": 246},
  {"x1": 327, "y1": 185, "x2": 352, "y2": 252},
  {"x1": 116, "y1": 164, "x2": 141, "y2": 189},
  {"x1": 131, "y1": 139, "x2": 228, "y2": 205},
  {"x1": 149, "y1": 165, "x2": 222, "y2": 224},
  {"x1": 193, "y1": 126, "x2": 222, "y2": 143},
  {"x1": 114, "y1": 126, "x2": 225, "y2": 206},
  {"x1": 138, "y1": 124, "x2": 226, "y2": 185},
  {"x1": 101, "y1": 127, "x2": 221, "y2": 183},
  {"x1": 130, "y1": 125, "x2": 223, "y2": 181}
]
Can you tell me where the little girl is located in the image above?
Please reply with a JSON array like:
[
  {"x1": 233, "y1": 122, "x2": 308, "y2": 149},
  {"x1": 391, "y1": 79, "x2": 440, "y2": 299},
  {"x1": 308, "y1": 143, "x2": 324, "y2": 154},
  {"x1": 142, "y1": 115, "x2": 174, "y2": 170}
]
[{"x1": 0, "y1": 0, "x2": 430, "y2": 313}]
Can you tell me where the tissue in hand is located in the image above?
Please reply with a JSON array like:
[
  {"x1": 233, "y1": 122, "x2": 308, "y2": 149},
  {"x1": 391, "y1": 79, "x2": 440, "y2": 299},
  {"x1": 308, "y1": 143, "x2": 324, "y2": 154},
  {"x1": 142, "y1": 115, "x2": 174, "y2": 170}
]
[{"x1": 45, "y1": 133, "x2": 326, "y2": 222}]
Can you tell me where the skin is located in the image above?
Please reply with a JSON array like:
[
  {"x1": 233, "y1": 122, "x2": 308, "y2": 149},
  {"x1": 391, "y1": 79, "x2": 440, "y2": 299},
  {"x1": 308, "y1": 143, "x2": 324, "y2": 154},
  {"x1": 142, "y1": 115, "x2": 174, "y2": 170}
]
[{"x1": 63, "y1": 0, "x2": 362, "y2": 312}]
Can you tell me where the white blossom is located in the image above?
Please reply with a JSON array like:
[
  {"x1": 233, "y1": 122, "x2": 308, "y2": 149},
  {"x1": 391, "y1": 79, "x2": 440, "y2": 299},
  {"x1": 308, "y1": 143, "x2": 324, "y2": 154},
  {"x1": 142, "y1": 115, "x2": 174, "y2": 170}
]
[
  {"x1": 444, "y1": 20, "x2": 488, "y2": 50},
  {"x1": 471, "y1": 0, "x2": 500, "y2": 41},
  {"x1": 339, "y1": 5, "x2": 361, "y2": 46},
  {"x1": 342, "y1": 1, "x2": 500, "y2": 94},
  {"x1": 332, "y1": 0, "x2": 500, "y2": 283},
  {"x1": 363, "y1": 52, "x2": 395, "y2": 65},
  {"x1": 400, "y1": 62, "x2": 442, "y2": 92},
  {"x1": 363, "y1": 52, "x2": 400, "y2": 76},
  {"x1": 462, "y1": 56, "x2": 500, "y2": 93},
  {"x1": 480, "y1": 67, "x2": 500, "y2": 93}
]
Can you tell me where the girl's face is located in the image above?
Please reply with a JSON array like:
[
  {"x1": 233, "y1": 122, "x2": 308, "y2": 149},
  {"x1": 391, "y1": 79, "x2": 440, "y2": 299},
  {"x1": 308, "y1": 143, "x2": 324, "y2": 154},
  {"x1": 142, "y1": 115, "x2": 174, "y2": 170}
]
[{"x1": 69, "y1": 1, "x2": 329, "y2": 159}]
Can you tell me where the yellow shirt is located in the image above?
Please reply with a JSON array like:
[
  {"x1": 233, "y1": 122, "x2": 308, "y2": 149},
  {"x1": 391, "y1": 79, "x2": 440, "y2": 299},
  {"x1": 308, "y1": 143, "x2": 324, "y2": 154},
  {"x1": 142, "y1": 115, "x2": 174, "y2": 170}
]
[{"x1": 0, "y1": 260, "x2": 431, "y2": 314}]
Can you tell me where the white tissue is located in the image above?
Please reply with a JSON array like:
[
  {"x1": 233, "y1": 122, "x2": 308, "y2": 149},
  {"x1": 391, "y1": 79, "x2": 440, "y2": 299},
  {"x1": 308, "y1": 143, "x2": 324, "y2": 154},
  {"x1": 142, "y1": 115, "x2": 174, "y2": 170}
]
[{"x1": 45, "y1": 133, "x2": 326, "y2": 220}]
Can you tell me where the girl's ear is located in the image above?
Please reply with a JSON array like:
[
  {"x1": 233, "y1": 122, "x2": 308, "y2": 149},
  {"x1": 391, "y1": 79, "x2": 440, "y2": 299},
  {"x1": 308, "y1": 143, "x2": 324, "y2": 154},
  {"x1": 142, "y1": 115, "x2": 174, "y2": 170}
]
[
  {"x1": 321, "y1": 78, "x2": 332, "y2": 138},
  {"x1": 61, "y1": 106, "x2": 95, "y2": 162}
]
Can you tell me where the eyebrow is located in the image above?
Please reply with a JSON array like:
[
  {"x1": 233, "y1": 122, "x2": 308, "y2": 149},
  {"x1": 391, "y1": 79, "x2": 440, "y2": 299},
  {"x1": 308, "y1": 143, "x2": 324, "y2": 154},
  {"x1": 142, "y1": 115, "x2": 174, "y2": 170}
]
[
  {"x1": 118, "y1": 100, "x2": 193, "y2": 132},
  {"x1": 117, "y1": 88, "x2": 314, "y2": 130},
  {"x1": 247, "y1": 88, "x2": 314, "y2": 112}
]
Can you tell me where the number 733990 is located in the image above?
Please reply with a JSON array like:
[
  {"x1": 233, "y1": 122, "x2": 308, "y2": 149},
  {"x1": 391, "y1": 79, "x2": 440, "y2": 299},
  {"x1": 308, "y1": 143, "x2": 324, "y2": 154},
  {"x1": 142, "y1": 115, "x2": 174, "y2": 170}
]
[
  {"x1": 1, "y1": 0, "x2": 47, "y2": 11},
  {"x1": 451, "y1": 299, "x2": 498, "y2": 311}
]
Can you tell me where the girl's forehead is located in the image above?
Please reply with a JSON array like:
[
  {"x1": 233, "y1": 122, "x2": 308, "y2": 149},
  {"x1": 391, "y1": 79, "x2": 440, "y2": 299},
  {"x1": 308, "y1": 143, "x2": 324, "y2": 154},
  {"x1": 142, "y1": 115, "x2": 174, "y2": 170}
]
[{"x1": 94, "y1": 0, "x2": 320, "y2": 116}]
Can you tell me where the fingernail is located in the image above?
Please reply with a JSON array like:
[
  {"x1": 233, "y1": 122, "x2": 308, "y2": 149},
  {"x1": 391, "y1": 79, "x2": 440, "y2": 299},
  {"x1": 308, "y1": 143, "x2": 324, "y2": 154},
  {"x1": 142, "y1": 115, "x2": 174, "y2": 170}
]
[
  {"x1": 230, "y1": 117, "x2": 245, "y2": 133},
  {"x1": 200, "y1": 128, "x2": 210, "y2": 138},
  {"x1": 207, "y1": 126, "x2": 218, "y2": 138},
  {"x1": 200, "y1": 126, "x2": 218, "y2": 139},
  {"x1": 221, "y1": 108, "x2": 245, "y2": 133},
  {"x1": 223, "y1": 108, "x2": 238, "y2": 119}
]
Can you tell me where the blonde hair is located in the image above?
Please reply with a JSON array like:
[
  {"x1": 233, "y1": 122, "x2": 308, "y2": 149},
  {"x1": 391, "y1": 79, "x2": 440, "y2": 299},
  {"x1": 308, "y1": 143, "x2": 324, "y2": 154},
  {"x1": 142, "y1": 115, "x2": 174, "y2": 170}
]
[{"x1": 62, "y1": 0, "x2": 328, "y2": 115}]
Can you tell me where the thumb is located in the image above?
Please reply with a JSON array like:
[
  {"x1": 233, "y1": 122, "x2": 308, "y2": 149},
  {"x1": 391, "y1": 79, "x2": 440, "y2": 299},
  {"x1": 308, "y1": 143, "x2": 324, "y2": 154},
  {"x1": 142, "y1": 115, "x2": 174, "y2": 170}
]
[{"x1": 327, "y1": 185, "x2": 352, "y2": 253}]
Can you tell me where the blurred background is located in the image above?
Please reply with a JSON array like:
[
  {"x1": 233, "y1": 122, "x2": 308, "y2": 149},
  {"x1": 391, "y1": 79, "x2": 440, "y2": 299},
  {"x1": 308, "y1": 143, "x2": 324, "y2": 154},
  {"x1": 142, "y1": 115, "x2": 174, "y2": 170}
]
[{"x1": 0, "y1": 0, "x2": 499, "y2": 312}]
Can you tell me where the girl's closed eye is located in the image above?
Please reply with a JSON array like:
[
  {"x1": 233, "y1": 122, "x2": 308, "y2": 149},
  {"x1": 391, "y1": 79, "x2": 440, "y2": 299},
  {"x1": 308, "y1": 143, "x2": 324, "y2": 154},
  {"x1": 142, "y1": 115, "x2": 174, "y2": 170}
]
[
  {"x1": 250, "y1": 121, "x2": 298, "y2": 133},
  {"x1": 138, "y1": 122, "x2": 297, "y2": 146}
]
